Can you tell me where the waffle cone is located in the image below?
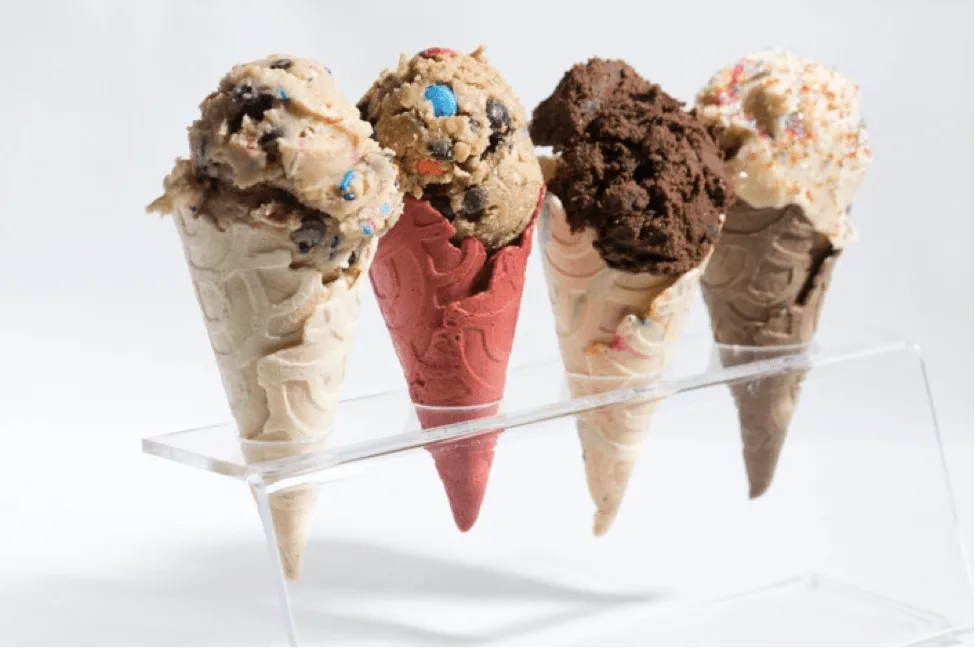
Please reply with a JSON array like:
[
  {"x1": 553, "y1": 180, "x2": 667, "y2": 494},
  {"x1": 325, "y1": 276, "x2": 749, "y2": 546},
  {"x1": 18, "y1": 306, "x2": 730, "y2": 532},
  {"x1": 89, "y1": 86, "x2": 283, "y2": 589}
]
[
  {"x1": 701, "y1": 202, "x2": 839, "y2": 498},
  {"x1": 370, "y1": 191, "x2": 542, "y2": 531},
  {"x1": 176, "y1": 210, "x2": 367, "y2": 579},
  {"x1": 540, "y1": 194, "x2": 705, "y2": 535}
]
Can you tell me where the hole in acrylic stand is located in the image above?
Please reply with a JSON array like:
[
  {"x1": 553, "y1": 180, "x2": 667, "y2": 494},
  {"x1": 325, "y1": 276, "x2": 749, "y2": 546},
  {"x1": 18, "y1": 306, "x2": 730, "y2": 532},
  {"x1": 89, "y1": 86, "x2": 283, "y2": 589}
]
[
  {"x1": 405, "y1": 401, "x2": 504, "y2": 441},
  {"x1": 711, "y1": 341, "x2": 814, "y2": 368}
]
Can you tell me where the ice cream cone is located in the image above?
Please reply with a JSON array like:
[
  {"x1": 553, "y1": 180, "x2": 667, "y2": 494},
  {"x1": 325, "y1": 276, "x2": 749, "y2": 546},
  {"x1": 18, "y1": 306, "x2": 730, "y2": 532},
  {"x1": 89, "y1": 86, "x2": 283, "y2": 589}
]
[
  {"x1": 150, "y1": 55, "x2": 404, "y2": 578},
  {"x1": 370, "y1": 191, "x2": 542, "y2": 531},
  {"x1": 541, "y1": 194, "x2": 706, "y2": 535},
  {"x1": 175, "y1": 208, "x2": 369, "y2": 578},
  {"x1": 531, "y1": 58, "x2": 731, "y2": 534},
  {"x1": 695, "y1": 51, "x2": 870, "y2": 497},
  {"x1": 702, "y1": 202, "x2": 838, "y2": 497}
]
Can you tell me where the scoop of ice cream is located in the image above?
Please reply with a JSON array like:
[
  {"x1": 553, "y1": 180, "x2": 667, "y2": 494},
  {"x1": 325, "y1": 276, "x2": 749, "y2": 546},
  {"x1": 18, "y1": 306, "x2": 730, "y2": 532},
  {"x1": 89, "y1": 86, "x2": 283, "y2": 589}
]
[
  {"x1": 531, "y1": 59, "x2": 731, "y2": 276},
  {"x1": 358, "y1": 46, "x2": 543, "y2": 251},
  {"x1": 148, "y1": 54, "x2": 403, "y2": 281},
  {"x1": 695, "y1": 50, "x2": 871, "y2": 248}
]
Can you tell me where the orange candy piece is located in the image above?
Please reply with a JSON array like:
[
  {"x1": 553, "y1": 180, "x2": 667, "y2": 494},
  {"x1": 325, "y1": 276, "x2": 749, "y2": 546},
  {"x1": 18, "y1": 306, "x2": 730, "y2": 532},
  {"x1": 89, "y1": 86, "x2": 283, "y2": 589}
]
[{"x1": 417, "y1": 159, "x2": 445, "y2": 176}]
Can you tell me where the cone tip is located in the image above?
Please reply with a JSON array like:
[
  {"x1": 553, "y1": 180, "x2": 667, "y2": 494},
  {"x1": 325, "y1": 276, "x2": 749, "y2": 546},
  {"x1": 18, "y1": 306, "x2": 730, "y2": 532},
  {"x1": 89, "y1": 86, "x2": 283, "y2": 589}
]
[
  {"x1": 454, "y1": 513, "x2": 478, "y2": 533},
  {"x1": 748, "y1": 480, "x2": 771, "y2": 499},
  {"x1": 444, "y1": 485, "x2": 487, "y2": 532},
  {"x1": 431, "y1": 439, "x2": 495, "y2": 534},
  {"x1": 282, "y1": 556, "x2": 303, "y2": 581},
  {"x1": 593, "y1": 510, "x2": 617, "y2": 537}
]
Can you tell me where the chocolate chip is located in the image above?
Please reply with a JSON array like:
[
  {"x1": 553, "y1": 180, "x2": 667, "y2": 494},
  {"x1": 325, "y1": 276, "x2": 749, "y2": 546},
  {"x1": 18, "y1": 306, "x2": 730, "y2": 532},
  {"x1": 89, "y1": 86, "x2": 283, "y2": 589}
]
[
  {"x1": 348, "y1": 251, "x2": 358, "y2": 266},
  {"x1": 259, "y1": 127, "x2": 284, "y2": 145},
  {"x1": 270, "y1": 58, "x2": 293, "y2": 70},
  {"x1": 234, "y1": 84, "x2": 254, "y2": 101},
  {"x1": 429, "y1": 139, "x2": 453, "y2": 160},
  {"x1": 460, "y1": 187, "x2": 486, "y2": 219},
  {"x1": 229, "y1": 92, "x2": 275, "y2": 133},
  {"x1": 426, "y1": 194, "x2": 455, "y2": 221},
  {"x1": 486, "y1": 98, "x2": 510, "y2": 132},
  {"x1": 291, "y1": 217, "x2": 327, "y2": 251},
  {"x1": 258, "y1": 127, "x2": 284, "y2": 163},
  {"x1": 485, "y1": 132, "x2": 505, "y2": 155}
]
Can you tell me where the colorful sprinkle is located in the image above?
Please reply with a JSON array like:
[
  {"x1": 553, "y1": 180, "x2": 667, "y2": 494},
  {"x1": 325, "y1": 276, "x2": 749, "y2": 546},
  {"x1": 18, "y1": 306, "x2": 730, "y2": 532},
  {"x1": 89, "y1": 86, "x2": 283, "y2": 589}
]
[
  {"x1": 339, "y1": 170, "x2": 356, "y2": 200},
  {"x1": 380, "y1": 202, "x2": 391, "y2": 216},
  {"x1": 419, "y1": 47, "x2": 457, "y2": 59},
  {"x1": 730, "y1": 62, "x2": 745, "y2": 84},
  {"x1": 276, "y1": 88, "x2": 290, "y2": 103},
  {"x1": 416, "y1": 159, "x2": 444, "y2": 176},
  {"x1": 780, "y1": 112, "x2": 807, "y2": 140},
  {"x1": 715, "y1": 88, "x2": 735, "y2": 105},
  {"x1": 424, "y1": 84, "x2": 457, "y2": 117}
]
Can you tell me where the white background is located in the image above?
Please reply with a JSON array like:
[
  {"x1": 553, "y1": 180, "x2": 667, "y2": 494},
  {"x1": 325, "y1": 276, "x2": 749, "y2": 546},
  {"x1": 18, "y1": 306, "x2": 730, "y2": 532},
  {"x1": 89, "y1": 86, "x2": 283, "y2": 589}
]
[{"x1": 0, "y1": 0, "x2": 971, "y2": 644}]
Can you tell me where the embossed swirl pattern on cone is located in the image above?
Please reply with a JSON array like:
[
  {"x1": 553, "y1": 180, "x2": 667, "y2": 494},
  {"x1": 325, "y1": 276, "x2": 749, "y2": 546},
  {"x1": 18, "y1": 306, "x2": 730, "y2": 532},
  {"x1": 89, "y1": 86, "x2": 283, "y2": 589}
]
[
  {"x1": 176, "y1": 210, "x2": 367, "y2": 579},
  {"x1": 369, "y1": 192, "x2": 541, "y2": 531},
  {"x1": 540, "y1": 194, "x2": 704, "y2": 535},
  {"x1": 701, "y1": 201, "x2": 839, "y2": 498}
]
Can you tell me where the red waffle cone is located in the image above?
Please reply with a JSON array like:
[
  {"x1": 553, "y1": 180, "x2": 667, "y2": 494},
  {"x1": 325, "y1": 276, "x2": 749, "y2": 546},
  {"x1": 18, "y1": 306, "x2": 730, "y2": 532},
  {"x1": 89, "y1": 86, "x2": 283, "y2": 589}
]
[{"x1": 370, "y1": 190, "x2": 543, "y2": 530}]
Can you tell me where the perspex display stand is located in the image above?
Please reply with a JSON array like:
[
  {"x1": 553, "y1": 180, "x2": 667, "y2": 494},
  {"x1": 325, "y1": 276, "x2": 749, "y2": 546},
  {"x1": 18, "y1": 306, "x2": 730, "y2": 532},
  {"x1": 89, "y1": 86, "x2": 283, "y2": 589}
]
[{"x1": 143, "y1": 332, "x2": 973, "y2": 646}]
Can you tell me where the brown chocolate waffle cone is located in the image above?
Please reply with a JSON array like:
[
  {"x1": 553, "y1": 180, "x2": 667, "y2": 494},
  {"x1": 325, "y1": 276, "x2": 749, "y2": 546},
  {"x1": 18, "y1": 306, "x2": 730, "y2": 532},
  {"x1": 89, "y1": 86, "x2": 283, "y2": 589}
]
[{"x1": 701, "y1": 201, "x2": 839, "y2": 497}]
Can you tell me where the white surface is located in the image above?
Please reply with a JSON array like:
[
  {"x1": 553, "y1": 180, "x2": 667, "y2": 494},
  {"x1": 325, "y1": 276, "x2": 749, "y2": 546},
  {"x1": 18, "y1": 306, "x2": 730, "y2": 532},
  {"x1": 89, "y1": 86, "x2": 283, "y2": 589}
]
[{"x1": 0, "y1": 0, "x2": 971, "y2": 645}]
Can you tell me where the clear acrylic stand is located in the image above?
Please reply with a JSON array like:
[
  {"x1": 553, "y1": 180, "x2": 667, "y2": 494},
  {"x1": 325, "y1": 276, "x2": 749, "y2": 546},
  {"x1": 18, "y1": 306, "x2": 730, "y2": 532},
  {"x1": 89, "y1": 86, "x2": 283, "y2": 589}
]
[{"x1": 143, "y1": 332, "x2": 973, "y2": 646}]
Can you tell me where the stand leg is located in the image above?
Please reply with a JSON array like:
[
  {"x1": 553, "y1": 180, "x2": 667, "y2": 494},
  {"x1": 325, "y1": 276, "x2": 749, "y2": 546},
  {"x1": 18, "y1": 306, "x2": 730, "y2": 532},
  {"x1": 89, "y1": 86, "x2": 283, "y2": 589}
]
[
  {"x1": 250, "y1": 476, "x2": 300, "y2": 647},
  {"x1": 915, "y1": 352, "x2": 975, "y2": 584}
]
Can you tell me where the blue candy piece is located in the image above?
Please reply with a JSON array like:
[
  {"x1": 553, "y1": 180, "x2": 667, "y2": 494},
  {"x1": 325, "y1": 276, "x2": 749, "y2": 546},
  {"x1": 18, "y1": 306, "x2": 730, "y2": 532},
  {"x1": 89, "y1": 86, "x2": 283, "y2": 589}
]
[
  {"x1": 424, "y1": 84, "x2": 457, "y2": 118},
  {"x1": 339, "y1": 170, "x2": 356, "y2": 200},
  {"x1": 276, "y1": 88, "x2": 290, "y2": 103}
]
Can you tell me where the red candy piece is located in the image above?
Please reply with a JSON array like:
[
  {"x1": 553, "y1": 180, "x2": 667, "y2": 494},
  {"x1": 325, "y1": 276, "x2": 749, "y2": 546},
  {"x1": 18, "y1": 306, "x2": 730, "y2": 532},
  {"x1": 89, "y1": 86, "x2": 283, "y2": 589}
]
[
  {"x1": 419, "y1": 47, "x2": 457, "y2": 59},
  {"x1": 417, "y1": 159, "x2": 445, "y2": 176},
  {"x1": 731, "y1": 62, "x2": 745, "y2": 83}
]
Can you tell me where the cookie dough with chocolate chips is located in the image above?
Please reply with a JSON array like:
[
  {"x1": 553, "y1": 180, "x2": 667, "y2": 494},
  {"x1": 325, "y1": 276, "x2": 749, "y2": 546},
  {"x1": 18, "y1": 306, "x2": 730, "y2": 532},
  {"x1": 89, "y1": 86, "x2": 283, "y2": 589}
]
[
  {"x1": 149, "y1": 54, "x2": 403, "y2": 280},
  {"x1": 358, "y1": 46, "x2": 543, "y2": 251}
]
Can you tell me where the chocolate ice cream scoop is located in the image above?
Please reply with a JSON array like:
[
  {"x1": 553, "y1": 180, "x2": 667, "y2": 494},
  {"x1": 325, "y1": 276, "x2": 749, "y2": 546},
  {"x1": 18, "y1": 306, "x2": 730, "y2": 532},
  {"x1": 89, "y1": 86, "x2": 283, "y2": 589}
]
[
  {"x1": 531, "y1": 58, "x2": 731, "y2": 275},
  {"x1": 358, "y1": 46, "x2": 543, "y2": 251}
]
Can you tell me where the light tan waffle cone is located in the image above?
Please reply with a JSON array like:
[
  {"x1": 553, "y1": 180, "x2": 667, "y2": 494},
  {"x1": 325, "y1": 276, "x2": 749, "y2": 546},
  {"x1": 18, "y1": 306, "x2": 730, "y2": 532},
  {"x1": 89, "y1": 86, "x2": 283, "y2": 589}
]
[
  {"x1": 701, "y1": 202, "x2": 839, "y2": 498},
  {"x1": 540, "y1": 194, "x2": 705, "y2": 535},
  {"x1": 175, "y1": 209, "x2": 368, "y2": 579}
]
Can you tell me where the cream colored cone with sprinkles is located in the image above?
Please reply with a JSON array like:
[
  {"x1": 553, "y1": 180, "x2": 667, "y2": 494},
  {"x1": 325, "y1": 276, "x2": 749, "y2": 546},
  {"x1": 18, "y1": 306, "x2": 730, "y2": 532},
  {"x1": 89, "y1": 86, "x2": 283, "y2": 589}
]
[{"x1": 531, "y1": 58, "x2": 732, "y2": 534}]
